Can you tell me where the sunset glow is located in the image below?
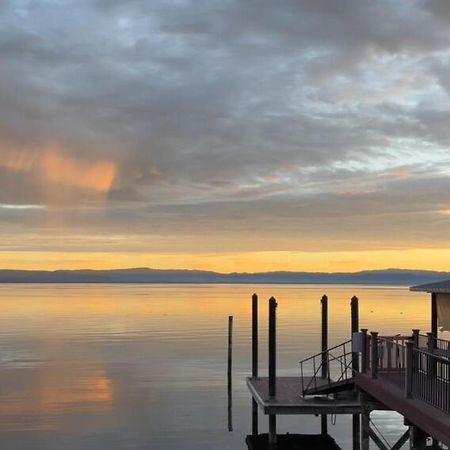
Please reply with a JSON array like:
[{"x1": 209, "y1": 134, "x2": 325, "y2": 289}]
[{"x1": 0, "y1": 0, "x2": 449, "y2": 273}]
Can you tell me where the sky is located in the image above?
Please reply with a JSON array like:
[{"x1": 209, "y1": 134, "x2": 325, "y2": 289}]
[{"x1": 1, "y1": 0, "x2": 450, "y2": 272}]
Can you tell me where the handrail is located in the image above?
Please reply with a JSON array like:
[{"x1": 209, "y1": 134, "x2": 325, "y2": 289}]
[
  {"x1": 364, "y1": 331, "x2": 450, "y2": 415},
  {"x1": 299, "y1": 339, "x2": 354, "y2": 396},
  {"x1": 299, "y1": 339, "x2": 352, "y2": 364},
  {"x1": 412, "y1": 346, "x2": 450, "y2": 414}
]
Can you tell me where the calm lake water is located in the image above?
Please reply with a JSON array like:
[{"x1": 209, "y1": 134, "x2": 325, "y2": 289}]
[{"x1": 0, "y1": 284, "x2": 433, "y2": 449}]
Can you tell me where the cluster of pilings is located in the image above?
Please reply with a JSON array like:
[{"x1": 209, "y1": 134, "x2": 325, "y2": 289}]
[{"x1": 249, "y1": 294, "x2": 361, "y2": 450}]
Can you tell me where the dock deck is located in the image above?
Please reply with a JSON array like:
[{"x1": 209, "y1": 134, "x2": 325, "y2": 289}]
[
  {"x1": 247, "y1": 376, "x2": 361, "y2": 415},
  {"x1": 356, "y1": 372, "x2": 450, "y2": 446}
]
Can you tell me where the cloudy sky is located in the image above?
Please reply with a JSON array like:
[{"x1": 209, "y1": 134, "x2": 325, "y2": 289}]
[{"x1": 1, "y1": 0, "x2": 450, "y2": 272}]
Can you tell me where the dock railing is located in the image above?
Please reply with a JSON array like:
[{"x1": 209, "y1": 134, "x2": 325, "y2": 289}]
[
  {"x1": 412, "y1": 347, "x2": 450, "y2": 413},
  {"x1": 419, "y1": 333, "x2": 450, "y2": 360},
  {"x1": 299, "y1": 339, "x2": 353, "y2": 396},
  {"x1": 364, "y1": 332, "x2": 450, "y2": 415}
]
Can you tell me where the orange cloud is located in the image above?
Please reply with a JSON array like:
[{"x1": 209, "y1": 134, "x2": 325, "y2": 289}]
[{"x1": 0, "y1": 146, "x2": 116, "y2": 192}]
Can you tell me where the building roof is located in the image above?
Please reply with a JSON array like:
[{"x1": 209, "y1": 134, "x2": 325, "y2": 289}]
[{"x1": 410, "y1": 279, "x2": 450, "y2": 294}]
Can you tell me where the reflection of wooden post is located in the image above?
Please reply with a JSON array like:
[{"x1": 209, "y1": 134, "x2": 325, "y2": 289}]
[
  {"x1": 268, "y1": 297, "x2": 277, "y2": 450},
  {"x1": 371, "y1": 332, "x2": 378, "y2": 379},
  {"x1": 321, "y1": 295, "x2": 328, "y2": 436},
  {"x1": 350, "y1": 296, "x2": 360, "y2": 450},
  {"x1": 251, "y1": 294, "x2": 258, "y2": 437}
]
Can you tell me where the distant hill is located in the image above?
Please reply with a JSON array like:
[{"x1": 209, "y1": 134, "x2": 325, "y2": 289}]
[{"x1": 0, "y1": 268, "x2": 448, "y2": 286}]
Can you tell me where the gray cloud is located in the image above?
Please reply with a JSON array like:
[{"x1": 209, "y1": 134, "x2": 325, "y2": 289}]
[{"x1": 0, "y1": 0, "x2": 449, "y2": 255}]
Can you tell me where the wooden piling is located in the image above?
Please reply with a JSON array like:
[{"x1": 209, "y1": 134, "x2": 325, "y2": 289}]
[
  {"x1": 268, "y1": 297, "x2": 277, "y2": 450},
  {"x1": 228, "y1": 315, "x2": 233, "y2": 432},
  {"x1": 360, "y1": 407, "x2": 370, "y2": 450},
  {"x1": 351, "y1": 296, "x2": 360, "y2": 450},
  {"x1": 252, "y1": 293, "x2": 258, "y2": 378},
  {"x1": 321, "y1": 295, "x2": 328, "y2": 378},
  {"x1": 321, "y1": 295, "x2": 328, "y2": 435},
  {"x1": 351, "y1": 296, "x2": 360, "y2": 373},
  {"x1": 268, "y1": 297, "x2": 277, "y2": 398},
  {"x1": 268, "y1": 415, "x2": 277, "y2": 450},
  {"x1": 252, "y1": 294, "x2": 258, "y2": 437}
]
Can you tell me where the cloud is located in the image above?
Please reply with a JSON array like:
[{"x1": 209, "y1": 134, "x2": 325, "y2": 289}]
[
  {"x1": 0, "y1": 146, "x2": 116, "y2": 192},
  {"x1": 0, "y1": 0, "x2": 449, "y2": 260}
]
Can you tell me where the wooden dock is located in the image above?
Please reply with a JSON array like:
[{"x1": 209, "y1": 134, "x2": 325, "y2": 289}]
[
  {"x1": 247, "y1": 376, "x2": 361, "y2": 415},
  {"x1": 356, "y1": 372, "x2": 450, "y2": 445},
  {"x1": 246, "y1": 292, "x2": 450, "y2": 450}
]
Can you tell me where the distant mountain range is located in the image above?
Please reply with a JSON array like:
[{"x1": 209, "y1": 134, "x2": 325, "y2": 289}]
[{"x1": 0, "y1": 268, "x2": 449, "y2": 286}]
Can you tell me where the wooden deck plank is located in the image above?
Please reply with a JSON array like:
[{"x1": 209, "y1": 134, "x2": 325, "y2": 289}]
[
  {"x1": 356, "y1": 372, "x2": 450, "y2": 447},
  {"x1": 247, "y1": 377, "x2": 361, "y2": 415}
]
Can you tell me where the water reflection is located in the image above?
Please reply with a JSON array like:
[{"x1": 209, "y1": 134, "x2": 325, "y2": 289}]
[{"x1": 0, "y1": 284, "x2": 431, "y2": 449}]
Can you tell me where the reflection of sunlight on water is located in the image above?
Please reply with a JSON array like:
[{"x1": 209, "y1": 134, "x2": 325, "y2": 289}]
[
  {"x1": 0, "y1": 284, "x2": 430, "y2": 448},
  {"x1": 0, "y1": 366, "x2": 112, "y2": 432}
]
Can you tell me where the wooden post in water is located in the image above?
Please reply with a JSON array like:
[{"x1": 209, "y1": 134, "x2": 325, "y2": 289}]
[
  {"x1": 268, "y1": 297, "x2": 277, "y2": 397},
  {"x1": 321, "y1": 295, "x2": 329, "y2": 378},
  {"x1": 228, "y1": 316, "x2": 233, "y2": 432},
  {"x1": 350, "y1": 296, "x2": 360, "y2": 450},
  {"x1": 351, "y1": 296, "x2": 360, "y2": 373},
  {"x1": 360, "y1": 402, "x2": 370, "y2": 450},
  {"x1": 268, "y1": 297, "x2": 277, "y2": 450},
  {"x1": 321, "y1": 295, "x2": 328, "y2": 435},
  {"x1": 251, "y1": 293, "x2": 258, "y2": 437}
]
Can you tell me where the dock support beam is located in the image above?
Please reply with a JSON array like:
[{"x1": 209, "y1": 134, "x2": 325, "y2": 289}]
[
  {"x1": 351, "y1": 296, "x2": 360, "y2": 450},
  {"x1": 251, "y1": 293, "x2": 258, "y2": 437},
  {"x1": 321, "y1": 295, "x2": 328, "y2": 435},
  {"x1": 410, "y1": 425, "x2": 427, "y2": 449},
  {"x1": 268, "y1": 297, "x2": 277, "y2": 450},
  {"x1": 361, "y1": 406, "x2": 370, "y2": 450}
]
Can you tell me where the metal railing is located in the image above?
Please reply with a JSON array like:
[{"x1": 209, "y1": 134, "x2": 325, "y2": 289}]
[
  {"x1": 377, "y1": 336, "x2": 410, "y2": 373},
  {"x1": 412, "y1": 347, "x2": 450, "y2": 414},
  {"x1": 419, "y1": 333, "x2": 450, "y2": 360},
  {"x1": 361, "y1": 331, "x2": 450, "y2": 415},
  {"x1": 299, "y1": 339, "x2": 353, "y2": 396}
]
